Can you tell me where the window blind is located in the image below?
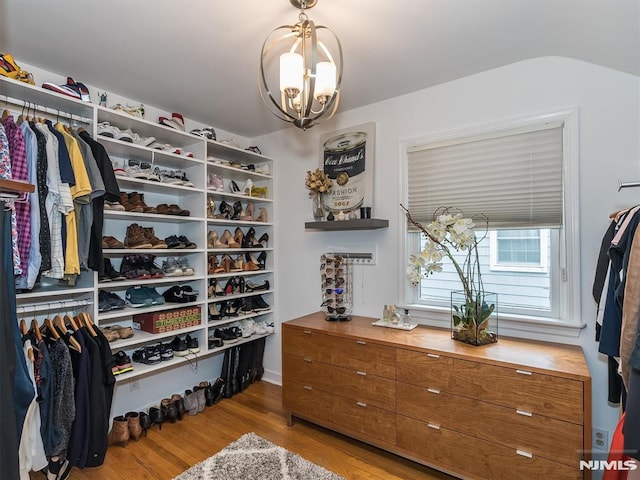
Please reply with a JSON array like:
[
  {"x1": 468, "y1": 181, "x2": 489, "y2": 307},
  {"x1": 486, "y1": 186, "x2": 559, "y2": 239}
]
[{"x1": 406, "y1": 123, "x2": 564, "y2": 230}]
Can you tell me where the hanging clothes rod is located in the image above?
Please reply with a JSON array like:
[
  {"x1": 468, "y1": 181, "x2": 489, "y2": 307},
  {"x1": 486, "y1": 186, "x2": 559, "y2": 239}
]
[
  {"x1": 1, "y1": 95, "x2": 92, "y2": 124},
  {"x1": 618, "y1": 180, "x2": 640, "y2": 192},
  {"x1": 17, "y1": 298, "x2": 93, "y2": 315}
]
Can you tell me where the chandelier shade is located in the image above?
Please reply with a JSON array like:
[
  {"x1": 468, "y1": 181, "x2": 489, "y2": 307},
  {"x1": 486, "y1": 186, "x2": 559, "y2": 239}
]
[{"x1": 259, "y1": 0, "x2": 343, "y2": 130}]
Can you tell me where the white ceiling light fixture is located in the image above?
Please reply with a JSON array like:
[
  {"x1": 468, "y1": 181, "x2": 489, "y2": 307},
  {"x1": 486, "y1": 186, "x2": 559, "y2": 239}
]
[{"x1": 259, "y1": 0, "x2": 343, "y2": 130}]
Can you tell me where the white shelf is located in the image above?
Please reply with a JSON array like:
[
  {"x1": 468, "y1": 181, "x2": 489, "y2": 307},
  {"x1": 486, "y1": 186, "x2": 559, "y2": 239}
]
[
  {"x1": 207, "y1": 269, "x2": 273, "y2": 279},
  {"x1": 206, "y1": 218, "x2": 273, "y2": 227},
  {"x1": 104, "y1": 210, "x2": 204, "y2": 223},
  {"x1": 103, "y1": 248, "x2": 205, "y2": 255},
  {"x1": 98, "y1": 299, "x2": 204, "y2": 321},
  {"x1": 207, "y1": 310, "x2": 274, "y2": 328},
  {"x1": 98, "y1": 275, "x2": 206, "y2": 289},
  {"x1": 205, "y1": 189, "x2": 273, "y2": 203},
  {"x1": 207, "y1": 290, "x2": 274, "y2": 303},
  {"x1": 115, "y1": 175, "x2": 204, "y2": 194}
]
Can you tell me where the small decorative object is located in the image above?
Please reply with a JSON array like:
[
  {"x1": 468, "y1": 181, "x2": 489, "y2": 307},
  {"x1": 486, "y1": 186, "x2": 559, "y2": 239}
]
[
  {"x1": 336, "y1": 210, "x2": 346, "y2": 221},
  {"x1": 326, "y1": 212, "x2": 335, "y2": 221},
  {"x1": 402, "y1": 204, "x2": 498, "y2": 346},
  {"x1": 98, "y1": 92, "x2": 108, "y2": 107},
  {"x1": 349, "y1": 211, "x2": 358, "y2": 220},
  {"x1": 305, "y1": 168, "x2": 333, "y2": 221}
]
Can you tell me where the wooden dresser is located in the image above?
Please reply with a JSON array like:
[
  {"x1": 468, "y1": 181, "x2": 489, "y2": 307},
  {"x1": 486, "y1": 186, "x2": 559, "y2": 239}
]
[{"x1": 282, "y1": 312, "x2": 592, "y2": 480}]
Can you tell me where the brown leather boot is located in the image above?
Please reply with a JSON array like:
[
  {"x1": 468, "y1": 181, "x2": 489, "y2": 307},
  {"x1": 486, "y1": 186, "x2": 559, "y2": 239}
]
[
  {"x1": 125, "y1": 411, "x2": 143, "y2": 441},
  {"x1": 124, "y1": 223, "x2": 153, "y2": 249},
  {"x1": 119, "y1": 192, "x2": 143, "y2": 213},
  {"x1": 129, "y1": 192, "x2": 157, "y2": 214},
  {"x1": 108, "y1": 415, "x2": 130, "y2": 447},
  {"x1": 142, "y1": 227, "x2": 168, "y2": 249}
]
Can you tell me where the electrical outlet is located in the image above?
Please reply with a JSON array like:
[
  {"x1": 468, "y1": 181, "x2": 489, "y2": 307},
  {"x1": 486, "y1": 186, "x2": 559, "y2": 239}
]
[
  {"x1": 129, "y1": 380, "x2": 140, "y2": 392},
  {"x1": 593, "y1": 427, "x2": 609, "y2": 450}
]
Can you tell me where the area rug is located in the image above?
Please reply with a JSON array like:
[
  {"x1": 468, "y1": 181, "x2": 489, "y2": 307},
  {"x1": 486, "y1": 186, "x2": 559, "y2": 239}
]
[{"x1": 172, "y1": 432, "x2": 345, "y2": 480}]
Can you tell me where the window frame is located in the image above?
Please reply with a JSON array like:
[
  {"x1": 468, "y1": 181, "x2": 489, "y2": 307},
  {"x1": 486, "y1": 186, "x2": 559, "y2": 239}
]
[{"x1": 399, "y1": 109, "x2": 584, "y2": 338}]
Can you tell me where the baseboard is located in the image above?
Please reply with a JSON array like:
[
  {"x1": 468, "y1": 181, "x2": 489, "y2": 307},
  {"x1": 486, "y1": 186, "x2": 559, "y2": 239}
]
[{"x1": 262, "y1": 369, "x2": 282, "y2": 386}]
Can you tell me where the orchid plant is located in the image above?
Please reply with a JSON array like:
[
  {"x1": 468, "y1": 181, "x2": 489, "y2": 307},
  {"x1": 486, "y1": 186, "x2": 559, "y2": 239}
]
[{"x1": 402, "y1": 205, "x2": 495, "y2": 342}]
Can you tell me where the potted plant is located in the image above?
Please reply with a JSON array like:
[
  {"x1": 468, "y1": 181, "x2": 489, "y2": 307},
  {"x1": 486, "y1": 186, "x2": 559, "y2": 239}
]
[
  {"x1": 402, "y1": 205, "x2": 498, "y2": 346},
  {"x1": 305, "y1": 168, "x2": 333, "y2": 221}
]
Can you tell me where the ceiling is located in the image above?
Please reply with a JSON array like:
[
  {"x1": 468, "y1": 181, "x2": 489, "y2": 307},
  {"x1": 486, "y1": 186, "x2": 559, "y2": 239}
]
[{"x1": 1, "y1": 0, "x2": 638, "y2": 138}]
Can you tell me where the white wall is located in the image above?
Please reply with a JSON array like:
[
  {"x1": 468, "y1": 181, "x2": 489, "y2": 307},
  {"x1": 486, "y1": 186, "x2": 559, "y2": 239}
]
[{"x1": 255, "y1": 57, "x2": 640, "y2": 462}]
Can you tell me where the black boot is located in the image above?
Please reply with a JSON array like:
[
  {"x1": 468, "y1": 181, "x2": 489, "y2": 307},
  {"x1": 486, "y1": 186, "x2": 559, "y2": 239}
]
[
  {"x1": 221, "y1": 349, "x2": 233, "y2": 399},
  {"x1": 254, "y1": 337, "x2": 266, "y2": 381},
  {"x1": 230, "y1": 346, "x2": 240, "y2": 396}
]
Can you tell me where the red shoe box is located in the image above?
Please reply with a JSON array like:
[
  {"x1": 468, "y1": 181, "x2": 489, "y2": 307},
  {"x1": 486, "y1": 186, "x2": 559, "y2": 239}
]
[{"x1": 133, "y1": 306, "x2": 201, "y2": 334}]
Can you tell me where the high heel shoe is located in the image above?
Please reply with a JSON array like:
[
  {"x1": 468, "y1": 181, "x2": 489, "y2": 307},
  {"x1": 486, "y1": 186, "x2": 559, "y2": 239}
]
[
  {"x1": 231, "y1": 201, "x2": 242, "y2": 220},
  {"x1": 139, "y1": 411, "x2": 152, "y2": 437},
  {"x1": 254, "y1": 207, "x2": 267, "y2": 223},
  {"x1": 209, "y1": 278, "x2": 224, "y2": 296},
  {"x1": 243, "y1": 253, "x2": 260, "y2": 271},
  {"x1": 148, "y1": 406, "x2": 164, "y2": 430},
  {"x1": 221, "y1": 254, "x2": 234, "y2": 273},
  {"x1": 241, "y1": 179, "x2": 254, "y2": 196},
  {"x1": 206, "y1": 198, "x2": 216, "y2": 219},
  {"x1": 209, "y1": 255, "x2": 226, "y2": 274},
  {"x1": 234, "y1": 227, "x2": 244, "y2": 246},
  {"x1": 161, "y1": 398, "x2": 178, "y2": 424},
  {"x1": 237, "y1": 276, "x2": 246, "y2": 293},
  {"x1": 257, "y1": 251, "x2": 267, "y2": 270},
  {"x1": 233, "y1": 255, "x2": 244, "y2": 272},
  {"x1": 241, "y1": 202, "x2": 255, "y2": 221},
  {"x1": 224, "y1": 277, "x2": 237, "y2": 296},
  {"x1": 257, "y1": 233, "x2": 269, "y2": 247},
  {"x1": 208, "y1": 230, "x2": 228, "y2": 249},
  {"x1": 171, "y1": 394, "x2": 185, "y2": 421},
  {"x1": 228, "y1": 180, "x2": 241, "y2": 194},
  {"x1": 242, "y1": 227, "x2": 257, "y2": 248},
  {"x1": 221, "y1": 229, "x2": 240, "y2": 248},
  {"x1": 209, "y1": 302, "x2": 222, "y2": 321},
  {"x1": 216, "y1": 200, "x2": 232, "y2": 219}
]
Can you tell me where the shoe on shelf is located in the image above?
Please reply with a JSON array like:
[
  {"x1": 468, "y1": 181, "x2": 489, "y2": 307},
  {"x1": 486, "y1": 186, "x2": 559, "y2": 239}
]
[
  {"x1": 132, "y1": 346, "x2": 161, "y2": 365},
  {"x1": 185, "y1": 334, "x2": 200, "y2": 354},
  {"x1": 177, "y1": 257, "x2": 195, "y2": 276},
  {"x1": 164, "y1": 235, "x2": 185, "y2": 249},
  {"x1": 99, "y1": 326, "x2": 119, "y2": 342},
  {"x1": 125, "y1": 286, "x2": 154, "y2": 308},
  {"x1": 207, "y1": 173, "x2": 224, "y2": 191},
  {"x1": 251, "y1": 295, "x2": 271, "y2": 312},
  {"x1": 254, "y1": 322, "x2": 268, "y2": 335},
  {"x1": 170, "y1": 336, "x2": 189, "y2": 357},
  {"x1": 163, "y1": 285, "x2": 198, "y2": 303},
  {"x1": 174, "y1": 170, "x2": 194, "y2": 187},
  {"x1": 112, "y1": 351, "x2": 134, "y2": 375},
  {"x1": 177, "y1": 235, "x2": 197, "y2": 249},
  {"x1": 119, "y1": 192, "x2": 143, "y2": 213},
  {"x1": 99, "y1": 290, "x2": 127, "y2": 311},
  {"x1": 124, "y1": 224, "x2": 153, "y2": 249},
  {"x1": 115, "y1": 128, "x2": 134, "y2": 143},
  {"x1": 104, "y1": 200, "x2": 125, "y2": 211},
  {"x1": 101, "y1": 258, "x2": 126, "y2": 281},
  {"x1": 64, "y1": 77, "x2": 91, "y2": 102},
  {"x1": 208, "y1": 336, "x2": 223, "y2": 349},
  {"x1": 142, "y1": 226, "x2": 168, "y2": 249},
  {"x1": 254, "y1": 163, "x2": 270, "y2": 175},
  {"x1": 245, "y1": 280, "x2": 269, "y2": 292},
  {"x1": 213, "y1": 328, "x2": 238, "y2": 344},
  {"x1": 42, "y1": 80, "x2": 82, "y2": 100},
  {"x1": 265, "y1": 322, "x2": 275, "y2": 334},
  {"x1": 162, "y1": 257, "x2": 183, "y2": 277},
  {"x1": 110, "y1": 159, "x2": 127, "y2": 177},
  {"x1": 102, "y1": 235, "x2": 125, "y2": 249},
  {"x1": 158, "y1": 342, "x2": 174, "y2": 361},
  {"x1": 97, "y1": 122, "x2": 118, "y2": 138},
  {"x1": 129, "y1": 192, "x2": 157, "y2": 214},
  {"x1": 241, "y1": 179, "x2": 254, "y2": 196}
]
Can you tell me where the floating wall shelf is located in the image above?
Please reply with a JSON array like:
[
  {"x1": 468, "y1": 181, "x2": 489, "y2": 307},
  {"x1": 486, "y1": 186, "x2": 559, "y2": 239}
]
[{"x1": 305, "y1": 219, "x2": 389, "y2": 231}]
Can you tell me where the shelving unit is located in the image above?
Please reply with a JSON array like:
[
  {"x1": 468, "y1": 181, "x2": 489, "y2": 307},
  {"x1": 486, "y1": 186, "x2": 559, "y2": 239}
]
[
  {"x1": 2, "y1": 75, "x2": 275, "y2": 386},
  {"x1": 305, "y1": 218, "x2": 389, "y2": 231}
]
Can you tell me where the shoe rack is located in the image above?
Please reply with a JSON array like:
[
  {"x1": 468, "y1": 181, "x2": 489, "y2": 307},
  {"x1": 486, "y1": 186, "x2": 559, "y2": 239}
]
[{"x1": 2, "y1": 76, "x2": 275, "y2": 383}]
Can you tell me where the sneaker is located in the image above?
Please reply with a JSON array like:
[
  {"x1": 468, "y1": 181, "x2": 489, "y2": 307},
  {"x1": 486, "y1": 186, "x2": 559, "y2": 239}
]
[
  {"x1": 97, "y1": 122, "x2": 118, "y2": 138},
  {"x1": 162, "y1": 257, "x2": 183, "y2": 277},
  {"x1": 254, "y1": 163, "x2": 270, "y2": 175},
  {"x1": 64, "y1": 77, "x2": 91, "y2": 102},
  {"x1": 111, "y1": 159, "x2": 127, "y2": 177},
  {"x1": 120, "y1": 254, "x2": 152, "y2": 280},
  {"x1": 174, "y1": 170, "x2": 194, "y2": 187},
  {"x1": 208, "y1": 336, "x2": 224, "y2": 349},
  {"x1": 144, "y1": 286, "x2": 165, "y2": 305},
  {"x1": 98, "y1": 291, "x2": 112, "y2": 312},
  {"x1": 106, "y1": 291, "x2": 126, "y2": 310},
  {"x1": 254, "y1": 322, "x2": 268, "y2": 335},
  {"x1": 112, "y1": 351, "x2": 134, "y2": 375},
  {"x1": 158, "y1": 342, "x2": 174, "y2": 361},
  {"x1": 163, "y1": 285, "x2": 198, "y2": 303},
  {"x1": 170, "y1": 336, "x2": 189, "y2": 357},
  {"x1": 185, "y1": 334, "x2": 200, "y2": 353},
  {"x1": 154, "y1": 167, "x2": 183, "y2": 185},
  {"x1": 132, "y1": 346, "x2": 161, "y2": 365},
  {"x1": 177, "y1": 257, "x2": 194, "y2": 276},
  {"x1": 213, "y1": 328, "x2": 238, "y2": 343},
  {"x1": 115, "y1": 128, "x2": 135, "y2": 143},
  {"x1": 131, "y1": 132, "x2": 156, "y2": 147},
  {"x1": 125, "y1": 159, "x2": 149, "y2": 180},
  {"x1": 42, "y1": 80, "x2": 82, "y2": 100},
  {"x1": 164, "y1": 235, "x2": 185, "y2": 249},
  {"x1": 178, "y1": 235, "x2": 197, "y2": 249},
  {"x1": 125, "y1": 286, "x2": 154, "y2": 307},
  {"x1": 124, "y1": 224, "x2": 153, "y2": 249},
  {"x1": 252, "y1": 295, "x2": 271, "y2": 312},
  {"x1": 265, "y1": 322, "x2": 275, "y2": 334},
  {"x1": 104, "y1": 200, "x2": 125, "y2": 211},
  {"x1": 99, "y1": 290, "x2": 126, "y2": 311}
]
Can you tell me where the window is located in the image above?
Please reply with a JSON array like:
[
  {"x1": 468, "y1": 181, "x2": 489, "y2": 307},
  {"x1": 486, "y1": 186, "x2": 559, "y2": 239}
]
[
  {"x1": 402, "y1": 111, "x2": 580, "y2": 327},
  {"x1": 490, "y1": 229, "x2": 549, "y2": 273}
]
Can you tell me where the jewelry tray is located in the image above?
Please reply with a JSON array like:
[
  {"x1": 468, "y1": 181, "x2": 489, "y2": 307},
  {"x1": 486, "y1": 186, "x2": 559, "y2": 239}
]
[{"x1": 371, "y1": 319, "x2": 419, "y2": 331}]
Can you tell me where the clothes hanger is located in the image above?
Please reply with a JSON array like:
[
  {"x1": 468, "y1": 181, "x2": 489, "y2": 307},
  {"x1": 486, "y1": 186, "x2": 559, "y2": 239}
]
[
  {"x1": 80, "y1": 301, "x2": 97, "y2": 337},
  {"x1": 54, "y1": 313, "x2": 81, "y2": 352},
  {"x1": 62, "y1": 301, "x2": 79, "y2": 331},
  {"x1": 16, "y1": 101, "x2": 26, "y2": 124},
  {"x1": 1, "y1": 94, "x2": 10, "y2": 121},
  {"x1": 30, "y1": 318, "x2": 43, "y2": 343},
  {"x1": 19, "y1": 309, "x2": 34, "y2": 362}
]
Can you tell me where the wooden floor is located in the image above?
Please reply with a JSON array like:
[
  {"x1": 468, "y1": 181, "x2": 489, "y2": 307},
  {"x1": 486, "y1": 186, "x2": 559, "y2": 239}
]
[{"x1": 31, "y1": 381, "x2": 455, "y2": 480}]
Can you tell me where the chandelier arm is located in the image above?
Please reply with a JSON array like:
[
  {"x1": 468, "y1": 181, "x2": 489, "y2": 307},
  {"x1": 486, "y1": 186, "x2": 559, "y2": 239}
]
[{"x1": 299, "y1": 18, "x2": 318, "y2": 121}]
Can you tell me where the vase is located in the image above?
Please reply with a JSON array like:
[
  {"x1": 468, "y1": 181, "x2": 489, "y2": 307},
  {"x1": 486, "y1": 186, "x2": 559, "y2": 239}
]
[
  {"x1": 311, "y1": 192, "x2": 325, "y2": 221},
  {"x1": 451, "y1": 291, "x2": 498, "y2": 346}
]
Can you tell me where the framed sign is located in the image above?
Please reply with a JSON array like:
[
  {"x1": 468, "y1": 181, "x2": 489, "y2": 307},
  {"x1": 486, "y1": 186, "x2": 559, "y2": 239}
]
[{"x1": 320, "y1": 122, "x2": 375, "y2": 214}]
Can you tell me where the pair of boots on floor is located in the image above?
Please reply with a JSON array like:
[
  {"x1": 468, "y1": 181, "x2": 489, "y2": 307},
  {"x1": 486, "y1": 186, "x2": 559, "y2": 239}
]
[{"x1": 220, "y1": 337, "x2": 265, "y2": 398}]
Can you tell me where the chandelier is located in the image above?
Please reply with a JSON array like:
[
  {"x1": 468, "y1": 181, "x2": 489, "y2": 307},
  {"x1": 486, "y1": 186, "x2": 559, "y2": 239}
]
[{"x1": 259, "y1": 0, "x2": 343, "y2": 130}]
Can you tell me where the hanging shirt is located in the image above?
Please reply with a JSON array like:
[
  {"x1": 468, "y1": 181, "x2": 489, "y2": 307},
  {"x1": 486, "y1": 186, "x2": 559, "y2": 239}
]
[
  {"x1": 3, "y1": 115, "x2": 31, "y2": 276},
  {"x1": 28, "y1": 122, "x2": 51, "y2": 272},
  {"x1": 0, "y1": 122, "x2": 21, "y2": 274},
  {"x1": 17, "y1": 121, "x2": 41, "y2": 290}
]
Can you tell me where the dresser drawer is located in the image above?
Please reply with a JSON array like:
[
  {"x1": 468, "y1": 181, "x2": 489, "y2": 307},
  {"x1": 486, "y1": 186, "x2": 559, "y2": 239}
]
[
  {"x1": 397, "y1": 415, "x2": 581, "y2": 480},
  {"x1": 282, "y1": 326, "x2": 323, "y2": 359},
  {"x1": 321, "y1": 335, "x2": 396, "y2": 379},
  {"x1": 284, "y1": 382, "x2": 396, "y2": 444},
  {"x1": 396, "y1": 349, "x2": 584, "y2": 424},
  {"x1": 397, "y1": 382, "x2": 582, "y2": 467},
  {"x1": 283, "y1": 354, "x2": 396, "y2": 411}
]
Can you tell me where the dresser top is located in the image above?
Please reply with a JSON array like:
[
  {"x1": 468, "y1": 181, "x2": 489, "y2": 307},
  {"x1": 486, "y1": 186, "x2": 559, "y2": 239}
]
[{"x1": 284, "y1": 312, "x2": 591, "y2": 380}]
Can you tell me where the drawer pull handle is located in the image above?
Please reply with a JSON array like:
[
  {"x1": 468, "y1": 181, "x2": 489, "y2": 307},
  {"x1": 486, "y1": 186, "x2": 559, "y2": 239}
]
[
  {"x1": 356, "y1": 371, "x2": 367, "y2": 376},
  {"x1": 427, "y1": 388, "x2": 440, "y2": 395},
  {"x1": 303, "y1": 386, "x2": 312, "y2": 390},
  {"x1": 516, "y1": 449, "x2": 533, "y2": 458},
  {"x1": 303, "y1": 330, "x2": 312, "y2": 335},
  {"x1": 427, "y1": 353, "x2": 440, "y2": 359},
  {"x1": 516, "y1": 409, "x2": 533, "y2": 417},
  {"x1": 304, "y1": 358, "x2": 313, "y2": 363},
  {"x1": 516, "y1": 369, "x2": 533, "y2": 376},
  {"x1": 356, "y1": 402, "x2": 367, "y2": 408},
  {"x1": 427, "y1": 423, "x2": 441, "y2": 430},
  {"x1": 356, "y1": 340, "x2": 367, "y2": 345}
]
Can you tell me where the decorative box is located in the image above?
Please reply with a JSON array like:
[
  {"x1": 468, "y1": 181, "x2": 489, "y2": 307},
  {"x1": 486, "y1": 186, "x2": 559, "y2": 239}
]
[{"x1": 133, "y1": 306, "x2": 201, "y2": 334}]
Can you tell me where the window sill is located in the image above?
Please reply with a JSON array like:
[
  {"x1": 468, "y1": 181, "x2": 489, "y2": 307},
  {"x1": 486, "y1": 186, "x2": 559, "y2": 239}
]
[{"x1": 405, "y1": 304, "x2": 587, "y2": 343}]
